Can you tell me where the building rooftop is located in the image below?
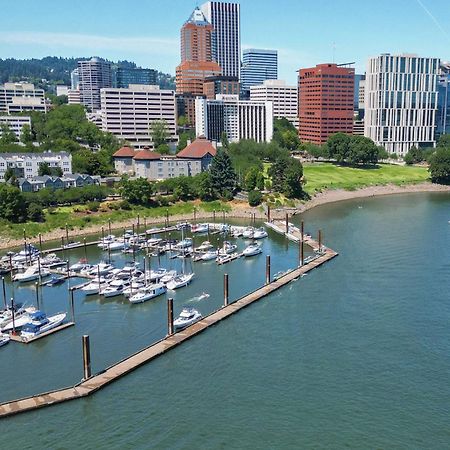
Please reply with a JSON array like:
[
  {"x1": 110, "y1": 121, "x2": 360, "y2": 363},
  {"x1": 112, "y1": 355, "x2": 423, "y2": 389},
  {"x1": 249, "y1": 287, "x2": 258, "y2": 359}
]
[
  {"x1": 113, "y1": 146, "x2": 136, "y2": 158},
  {"x1": 177, "y1": 136, "x2": 216, "y2": 159},
  {"x1": 133, "y1": 148, "x2": 161, "y2": 160}
]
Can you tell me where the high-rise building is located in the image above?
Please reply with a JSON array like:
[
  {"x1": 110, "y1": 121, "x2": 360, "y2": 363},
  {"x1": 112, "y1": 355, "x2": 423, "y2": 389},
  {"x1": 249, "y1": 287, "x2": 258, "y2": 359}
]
[
  {"x1": 78, "y1": 58, "x2": 112, "y2": 111},
  {"x1": 71, "y1": 68, "x2": 79, "y2": 90},
  {"x1": 200, "y1": 1, "x2": 241, "y2": 79},
  {"x1": 241, "y1": 49, "x2": 278, "y2": 93},
  {"x1": 100, "y1": 84, "x2": 177, "y2": 149},
  {"x1": 195, "y1": 94, "x2": 273, "y2": 143},
  {"x1": 298, "y1": 63, "x2": 354, "y2": 145},
  {"x1": 437, "y1": 62, "x2": 450, "y2": 139},
  {"x1": 203, "y1": 76, "x2": 240, "y2": 99},
  {"x1": 116, "y1": 67, "x2": 157, "y2": 88},
  {"x1": 364, "y1": 53, "x2": 440, "y2": 155},
  {"x1": 250, "y1": 79, "x2": 298, "y2": 128},
  {"x1": 0, "y1": 82, "x2": 47, "y2": 113}
]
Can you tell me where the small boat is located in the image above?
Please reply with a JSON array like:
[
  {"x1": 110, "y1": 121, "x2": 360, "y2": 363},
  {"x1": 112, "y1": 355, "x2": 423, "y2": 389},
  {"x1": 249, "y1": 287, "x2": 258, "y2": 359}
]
[
  {"x1": 11, "y1": 244, "x2": 40, "y2": 263},
  {"x1": 122, "y1": 281, "x2": 146, "y2": 298},
  {"x1": 46, "y1": 275, "x2": 65, "y2": 286},
  {"x1": 252, "y1": 228, "x2": 268, "y2": 239},
  {"x1": 196, "y1": 241, "x2": 213, "y2": 251},
  {"x1": 12, "y1": 266, "x2": 50, "y2": 283},
  {"x1": 173, "y1": 307, "x2": 202, "y2": 330},
  {"x1": 62, "y1": 241, "x2": 81, "y2": 249},
  {"x1": 242, "y1": 227, "x2": 255, "y2": 239},
  {"x1": 40, "y1": 253, "x2": 64, "y2": 267},
  {"x1": 129, "y1": 283, "x2": 167, "y2": 304},
  {"x1": 148, "y1": 268, "x2": 169, "y2": 282},
  {"x1": 218, "y1": 241, "x2": 237, "y2": 256},
  {"x1": 159, "y1": 270, "x2": 177, "y2": 284},
  {"x1": 20, "y1": 311, "x2": 67, "y2": 341},
  {"x1": 175, "y1": 238, "x2": 193, "y2": 249},
  {"x1": 166, "y1": 273, "x2": 195, "y2": 290},
  {"x1": 243, "y1": 242, "x2": 262, "y2": 257},
  {"x1": 191, "y1": 223, "x2": 209, "y2": 234},
  {"x1": 97, "y1": 235, "x2": 115, "y2": 248},
  {"x1": 100, "y1": 279, "x2": 130, "y2": 298},
  {"x1": 89, "y1": 262, "x2": 115, "y2": 276},
  {"x1": 146, "y1": 238, "x2": 162, "y2": 246},
  {"x1": 69, "y1": 260, "x2": 89, "y2": 272},
  {"x1": 200, "y1": 250, "x2": 217, "y2": 261},
  {"x1": 0, "y1": 303, "x2": 32, "y2": 329},
  {"x1": 105, "y1": 240, "x2": 128, "y2": 251},
  {"x1": 176, "y1": 222, "x2": 190, "y2": 230},
  {"x1": 0, "y1": 333, "x2": 10, "y2": 347},
  {"x1": 81, "y1": 280, "x2": 104, "y2": 295}
]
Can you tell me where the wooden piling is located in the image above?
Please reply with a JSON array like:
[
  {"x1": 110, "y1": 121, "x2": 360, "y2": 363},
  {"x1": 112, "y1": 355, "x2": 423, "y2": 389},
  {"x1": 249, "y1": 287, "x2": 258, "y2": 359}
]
[
  {"x1": 285, "y1": 213, "x2": 289, "y2": 234},
  {"x1": 82, "y1": 335, "x2": 91, "y2": 380},
  {"x1": 167, "y1": 298, "x2": 174, "y2": 336},
  {"x1": 318, "y1": 229, "x2": 322, "y2": 251},
  {"x1": 1, "y1": 277, "x2": 6, "y2": 309},
  {"x1": 35, "y1": 282, "x2": 40, "y2": 309},
  {"x1": 224, "y1": 273, "x2": 229, "y2": 306},
  {"x1": 266, "y1": 255, "x2": 271, "y2": 285},
  {"x1": 11, "y1": 298, "x2": 16, "y2": 335},
  {"x1": 70, "y1": 288, "x2": 75, "y2": 323},
  {"x1": 300, "y1": 239, "x2": 304, "y2": 266},
  {"x1": 301, "y1": 221, "x2": 304, "y2": 241},
  {"x1": 65, "y1": 224, "x2": 69, "y2": 244}
]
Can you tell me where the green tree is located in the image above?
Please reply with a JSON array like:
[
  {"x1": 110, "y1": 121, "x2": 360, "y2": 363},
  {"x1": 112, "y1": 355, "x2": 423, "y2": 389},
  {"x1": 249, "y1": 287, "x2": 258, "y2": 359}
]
[
  {"x1": 38, "y1": 162, "x2": 52, "y2": 176},
  {"x1": 244, "y1": 166, "x2": 265, "y2": 191},
  {"x1": 326, "y1": 133, "x2": 351, "y2": 162},
  {"x1": 438, "y1": 134, "x2": 450, "y2": 148},
  {"x1": 209, "y1": 148, "x2": 237, "y2": 198},
  {"x1": 20, "y1": 124, "x2": 33, "y2": 146},
  {"x1": 378, "y1": 146, "x2": 389, "y2": 160},
  {"x1": 156, "y1": 144, "x2": 171, "y2": 155},
  {"x1": 248, "y1": 190, "x2": 262, "y2": 206},
  {"x1": 268, "y1": 157, "x2": 304, "y2": 198},
  {"x1": 120, "y1": 178, "x2": 153, "y2": 205},
  {"x1": 0, "y1": 123, "x2": 17, "y2": 145},
  {"x1": 429, "y1": 147, "x2": 450, "y2": 184},
  {"x1": 150, "y1": 119, "x2": 169, "y2": 148},
  {"x1": 195, "y1": 172, "x2": 215, "y2": 201},
  {"x1": 27, "y1": 202, "x2": 44, "y2": 222},
  {"x1": 72, "y1": 149, "x2": 101, "y2": 175},
  {"x1": 347, "y1": 135, "x2": 379, "y2": 165},
  {"x1": 404, "y1": 146, "x2": 424, "y2": 165},
  {"x1": 0, "y1": 184, "x2": 27, "y2": 222},
  {"x1": 177, "y1": 130, "x2": 195, "y2": 152},
  {"x1": 220, "y1": 132, "x2": 229, "y2": 150},
  {"x1": 3, "y1": 167, "x2": 15, "y2": 182}
]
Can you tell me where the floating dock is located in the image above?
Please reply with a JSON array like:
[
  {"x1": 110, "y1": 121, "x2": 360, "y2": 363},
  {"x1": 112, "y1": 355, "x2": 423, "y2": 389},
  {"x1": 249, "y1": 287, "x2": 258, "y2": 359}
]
[{"x1": 0, "y1": 241, "x2": 338, "y2": 418}]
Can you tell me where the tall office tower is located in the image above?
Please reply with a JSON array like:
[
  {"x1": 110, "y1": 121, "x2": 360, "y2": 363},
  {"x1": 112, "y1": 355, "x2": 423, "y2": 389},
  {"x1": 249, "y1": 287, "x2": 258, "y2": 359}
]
[
  {"x1": 200, "y1": 1, "x2": 240, "y2": 79},
  {"x1": 116, "y1": 67, "x2": 157, "y2": 88},
  {"x1": 71, "y1": 68, "x2": 79, "y2": 89},
  {"x1": 298, "y1": 63, "x2": 354, "y2": 145},
  {"x1": 195, "y1": 95, "x2": 273, "y2": 143},
  {"x1": 100, "y1": 84, "x2": 177, "y2": 149},
  {"x1": 241, "y1": 49, "x2": 278, "y2": 94},
  {"x1": 78, "y1": 58, "x2": 112, "y2": 111},
  {"x1": 203, "y1": 75, "x2": 240, "y2": 99},
  {"x1": 364, "y1": 53, "x2": 440, "y2": 155},
  {"x1": 437, "y1": 62, "x2": 450, "y2": 139},
  {"x1": 250, "y1": 79, "x2": 298, "y2": 127},
  {"x1": 0, "y1": 82, "x2": 47, "y2": 113},
  {"x1": 176, "y1": 7, "x2": 222, "y2": 125}
]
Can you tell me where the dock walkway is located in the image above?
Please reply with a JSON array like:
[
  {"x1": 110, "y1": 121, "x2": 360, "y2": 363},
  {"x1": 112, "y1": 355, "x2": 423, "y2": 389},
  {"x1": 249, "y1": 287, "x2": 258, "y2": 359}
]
[{"x1": 0, "y1": 241, "x2": 337, "y2": 419}]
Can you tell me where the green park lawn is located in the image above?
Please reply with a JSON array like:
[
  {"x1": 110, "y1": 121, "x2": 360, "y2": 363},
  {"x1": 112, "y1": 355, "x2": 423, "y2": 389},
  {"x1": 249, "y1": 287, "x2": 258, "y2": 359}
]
[
  {"x1": 302, "y1": 163, "x2": 429, "y2": 195},
  {"x1": 0, "y1": 200, "x2": 231, "y2": 240}
]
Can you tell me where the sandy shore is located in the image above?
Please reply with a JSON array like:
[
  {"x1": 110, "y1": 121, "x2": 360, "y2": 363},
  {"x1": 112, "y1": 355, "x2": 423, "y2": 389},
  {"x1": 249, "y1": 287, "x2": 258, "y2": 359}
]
[{"x1": 2, "y1": 182, "x2": 449, "y2": 251}]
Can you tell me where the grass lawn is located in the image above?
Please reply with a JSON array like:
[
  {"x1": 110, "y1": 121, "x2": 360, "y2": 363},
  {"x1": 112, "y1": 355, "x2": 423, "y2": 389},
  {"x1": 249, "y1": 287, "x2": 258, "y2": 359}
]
[
  {"x1": 303, "y1": 163, "x2": 429, "y2": 195},
  {"x1": 0, "y1": 200, "x2": 232, "y2": 240}
]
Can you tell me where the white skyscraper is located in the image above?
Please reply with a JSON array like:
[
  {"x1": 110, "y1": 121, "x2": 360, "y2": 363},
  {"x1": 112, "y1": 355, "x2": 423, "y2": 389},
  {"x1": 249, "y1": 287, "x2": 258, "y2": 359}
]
[
  {"x1": 364, "y1": 53, "x2": 440, "y2": 156},
  {"x1": 200, "y1": 1, "x2": 241, "y2": 79}
]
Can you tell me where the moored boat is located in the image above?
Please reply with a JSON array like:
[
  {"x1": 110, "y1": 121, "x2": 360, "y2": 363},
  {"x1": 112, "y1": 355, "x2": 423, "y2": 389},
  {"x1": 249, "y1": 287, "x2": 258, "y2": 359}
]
[
  {"x1": 20, "y1": 311, "x2": 67, "y2": 341},
  {"x1": 243, "y1": 242, "x2": 262, "y2": 257},
  {"x1": 166, "y1": 273, "x2": 195, "y2": 290},
  {"x1": 173, "y1": 307, "x2": 202, "y2": 330},
  {"x1": 12, "y1": 266, "x2": 50, "y2": 283},
  {"x1": 129, "y1": 283, "x2": 167, "y2": 304},
  {"x1": 0, "y1": 333, "x2": 10, "y2": 347}
]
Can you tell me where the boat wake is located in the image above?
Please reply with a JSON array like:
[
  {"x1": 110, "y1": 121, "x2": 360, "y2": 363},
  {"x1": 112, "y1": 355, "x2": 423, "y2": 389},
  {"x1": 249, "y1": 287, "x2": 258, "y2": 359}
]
[{"x1": 187, "y1": 292, "x2": 210, "y2": 303}]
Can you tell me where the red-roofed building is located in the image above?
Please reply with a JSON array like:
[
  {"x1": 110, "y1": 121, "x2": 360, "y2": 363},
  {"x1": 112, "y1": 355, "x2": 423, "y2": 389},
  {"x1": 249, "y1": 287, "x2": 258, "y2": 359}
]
[
  {"x1": 177, "y1": 136, "x2": 216, "y2": 171},
  {"x1": 112, "y1": 146, "x2": 136, "y2": 174}
]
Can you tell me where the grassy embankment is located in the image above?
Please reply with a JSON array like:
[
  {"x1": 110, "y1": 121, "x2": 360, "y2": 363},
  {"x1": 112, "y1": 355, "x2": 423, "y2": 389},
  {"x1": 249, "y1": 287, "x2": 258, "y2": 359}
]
[
  {"x1": 302, "y1": 163, "x2": 429, "y2": 195},
  {"x1": 0, "y1": 200, "x2": 231, "y2": 240}
]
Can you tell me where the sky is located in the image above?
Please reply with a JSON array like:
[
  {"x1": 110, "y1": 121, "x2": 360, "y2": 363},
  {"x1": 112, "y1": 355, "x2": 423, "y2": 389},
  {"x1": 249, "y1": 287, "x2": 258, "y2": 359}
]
[{"x1": 1, "y1": 0, "x2": 450, "y2": 83}]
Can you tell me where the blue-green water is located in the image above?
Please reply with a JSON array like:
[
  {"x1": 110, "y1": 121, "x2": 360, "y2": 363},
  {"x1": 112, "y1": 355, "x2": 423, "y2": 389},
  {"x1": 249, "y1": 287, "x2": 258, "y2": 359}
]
[{"x1": 2, "y1": 193, "x2": 450, "y2": 449}]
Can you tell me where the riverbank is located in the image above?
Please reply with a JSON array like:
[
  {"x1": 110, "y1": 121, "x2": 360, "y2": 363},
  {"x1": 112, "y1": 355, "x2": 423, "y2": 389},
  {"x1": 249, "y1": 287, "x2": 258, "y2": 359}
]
[{"x1": 1, "y1": 181, "x2": 449, "y2": 252}]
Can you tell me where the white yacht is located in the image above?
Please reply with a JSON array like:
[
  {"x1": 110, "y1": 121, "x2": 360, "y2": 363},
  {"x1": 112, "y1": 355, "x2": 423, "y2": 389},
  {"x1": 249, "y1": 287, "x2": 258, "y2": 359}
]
[
  {"x1": 0, "y1": 303, "x2": 35, "y2": 330},
  {"x1": 122, "y1": 281, "x2": 146, "y2": 298},
  {"x1": 129, "y1": 283, "x2": 167, "y2": 304},
  {"x1": 175, "y1": 238, "x2": 193, "y2": 249},
  {"x1": 0, "y1": 333, "x2": 10, "y2": 347},
  {"x1": 148, "y1": 268, "x2": 169, "y2": 282},
  {"x1": 242, "y1": 227, "x2": 255, "y2": 239},
  {"x1": 100, "y1": 279, "x2": 130, "y2": 298},
  {"x1": 12, "y1": 266, "x2": 50, "y2": 283},
  {"x1": 201, "y1": 250, "x2": 217, "y2": 261},
  {"x1": 253, "y1": 228, "x2": 268, "y2": 239},
  {"x1": 97, "y1": 235, "x2": 115, "y2": 248},
  {"x1": 89, "y1": 262, "x2": 115, "y2": 276},
  {"x1": 196, "y1": 241, "x2": 213, "y2": 251},
  {"x1": 80, "y1": 280, "x2": 104, "y2": 296},
  {"x1": 166, "y1": 273, "x2": 195, "y2": 290},
  {"x1": 173, "y1": 307, "x2": 202, "y2": 330},
  {"x1": 20, "y1": 311, "x2": 66, "y2": 341},
  {"x1": 243, "y1": 242, "x2": 262, "y2": 257},
  {"x1": 69, "y1": 260, "x2": 89, "y2": 272},
  {"x1": 218, "y1": 241, "x2": 237, "y2": 256},
  {"x1": 159, "y1": 270, "x2": 177, "y2": 284},
  {"x1": 191, "y1": 223, "x2": 209, "y2": 234},
  {"x1": 11, "y1": 244, "x2": 40, "y2": 263}
]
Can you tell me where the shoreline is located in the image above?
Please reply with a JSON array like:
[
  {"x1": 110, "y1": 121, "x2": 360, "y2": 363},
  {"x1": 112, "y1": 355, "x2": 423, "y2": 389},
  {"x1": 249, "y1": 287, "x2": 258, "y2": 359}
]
[{"x1": 1, "y1": 182, "x2": 449, "y2": 251}]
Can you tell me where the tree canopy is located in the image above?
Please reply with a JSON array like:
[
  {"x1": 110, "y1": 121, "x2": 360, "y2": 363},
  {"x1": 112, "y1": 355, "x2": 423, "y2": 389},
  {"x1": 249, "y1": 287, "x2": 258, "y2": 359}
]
[
  {"x1": 326, "y1": 133, "x2": 379, "y2": 165},
  {"x1": 273, "y1": 118, "x2": 300, "y2": 151},
  {"x1": 209, "y1": 148, "x2": 237, "y2": 199},
  {"x1": 429, "y1": 147, "x2": 450, "y2": 184},
  {"x1": 268, "y1": 157, "x2": 304, "y2": 198}
]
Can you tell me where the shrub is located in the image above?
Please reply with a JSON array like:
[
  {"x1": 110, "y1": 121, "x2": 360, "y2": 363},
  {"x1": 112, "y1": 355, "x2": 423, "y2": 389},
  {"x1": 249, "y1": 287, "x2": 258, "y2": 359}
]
[
  {"x1": 27, "y1": 203, "x2": 44, "y2": 222},
  {"x1": 248, "y1": 190, "x2": 262, "y2": 207},
  {"x1": 108, "y1": 202, "x2": 120, "y2": 210},
  {"x1": 87, "y1": 201, "x2": 100, "y2": 212},
  {"x1": 119, "y1": 200, "x2": 131, "y2": 210}
]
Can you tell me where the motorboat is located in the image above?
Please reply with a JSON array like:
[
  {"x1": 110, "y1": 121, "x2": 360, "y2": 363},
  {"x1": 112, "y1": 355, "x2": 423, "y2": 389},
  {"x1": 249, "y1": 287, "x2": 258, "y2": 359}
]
[
  {"x1": 148, "y1": 267, "x2": 169, "y2": 282},
  {"x1": 80, "y1": 280, "x2": 104, "y2": 296},
  {"x1": 40, "y1": 253, "x2": 64, "y2": 267},
  {"x1": 100, "y1": 279, "x2": 130, "y2": 298},
  {"x1": 191, "y1": 223, "x2": 209, "y2": 234},
  {"x1": 243, "y1": 242, "x2": 262, "y2": 257},
  {"x1": 166, "y1": 273, "x2": 195, "y2": 290},
  {"x1": 20, "y1": 311, "x2": 67, "y2": 341},
  {"x1": 175, "y1": 238, "x2": 193, "y2": 249},
  {"x1": 200, "y1": 250, "x2": 217, "y2": 261},
  {"x1": 97, "y1": 235, "x2": 115, "y2": 248},
  {"x1": 196, "y1": 241, "x2": 213, "y2": 251},
  {"x1": 69, "y1": 260, "x2": 89, "y2": 272},
  {"x1": 242, "y1": 227, "x2": 255, "y2": 239},
  {"x1": 146, "y1": 238, "x2": 162, "y2": 247},
  {"x1": 122, "y1": 281, "x2": 146, "y2": 298},
  {"x1": 12, "y1": 266, "x2": 50, "y2": 283},
  {"x1": 62, "y1": 241, "x2": 81, "y2": 249},
  {"x1": 0, "y1": 303, "x2": 33, "y2": 329},
  {"x1": 89, "y1": 262, "x2": 115, "y2": 276},
  {"x1": 46, "y1": 275, "x2": 65, "y2": 286},
  {"x1": 252, "y1": 228, "x2": 268, "y2": 239},
  {"x1": 216, "y1": 252, "x2": 239, "y2": 265},
  {"x1": 173, "y1": 307, "x2": 202, "y2": 330},
  {"x1": 0, "y1": 333, "x2": 10, "y2": 347},
  {"x1": 105, "y1": 240, "x2": 128, "y2": 251},
  {"x1": 129, "y1": 283, "x2": 167, "y2": 304},
  {"x1": 176, "y1": 222, "x2": 190, "y2": 230},
  {"x1": 159, "y1": 270, "x2": 177, "y2": 284},
  {"x1": 11, "y1": 244, "x2": 40, "y2": 263},
  {"x1": 218, "y1": 241, "x2": 237, "y2": 256}
]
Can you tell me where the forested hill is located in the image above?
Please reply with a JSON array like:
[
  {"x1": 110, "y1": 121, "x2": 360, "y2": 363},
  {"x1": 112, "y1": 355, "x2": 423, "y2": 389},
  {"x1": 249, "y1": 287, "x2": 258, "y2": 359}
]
[{"x1": 0, "y1": 57, "x2": 175, "y2": 90}]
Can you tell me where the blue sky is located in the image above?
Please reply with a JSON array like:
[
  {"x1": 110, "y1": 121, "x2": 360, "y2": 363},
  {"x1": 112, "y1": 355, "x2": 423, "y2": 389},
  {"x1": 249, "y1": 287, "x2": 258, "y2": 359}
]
[{"x1": 1, "y1": 0, "x2": 449, "y2": 83}]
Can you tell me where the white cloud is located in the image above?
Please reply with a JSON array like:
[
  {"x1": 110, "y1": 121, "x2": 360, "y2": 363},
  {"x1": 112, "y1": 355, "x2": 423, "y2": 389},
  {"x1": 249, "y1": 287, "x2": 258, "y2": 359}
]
[{"x1": 0, "y1": 31, "x2": 179, "y2": 56}]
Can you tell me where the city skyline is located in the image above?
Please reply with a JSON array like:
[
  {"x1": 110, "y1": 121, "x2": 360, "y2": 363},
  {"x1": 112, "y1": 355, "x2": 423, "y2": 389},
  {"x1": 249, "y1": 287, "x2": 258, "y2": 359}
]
[{"x1": 1, "y1": 0, "x2": 450, "y2": 83}]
